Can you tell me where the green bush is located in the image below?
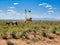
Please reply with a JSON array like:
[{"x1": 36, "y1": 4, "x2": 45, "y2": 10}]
[
  {"x1": 42, "y1": 31, "x2": 47, "y2": 37},
  {"x1": 21, "y1": 31, "x2": 29, "y2": 39},
  {"x1": 34, "y1": 26, "x2": 38, "y2": 29},
  {"x1": 52, "y1": 27, "x2": 57, "y2": 34},
  {"x1": 11, "y1": 31, "x2": 18, "y2": 39},
  {"x1": 21, "y1": 32, "x2": 26, "y2": 36}
]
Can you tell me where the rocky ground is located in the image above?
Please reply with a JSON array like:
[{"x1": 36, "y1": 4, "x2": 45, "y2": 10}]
[
  {"x1": 0, "y1": 29, "x2": 60, "y2": 45},
  {"x1": 0, "y1": 37, "x2": 60, "y2": 45}
]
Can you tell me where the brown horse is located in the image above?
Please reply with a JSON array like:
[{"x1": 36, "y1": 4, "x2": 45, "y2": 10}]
[{"x1": 26, "y1": 17, "x2": 32, "y2": 21}]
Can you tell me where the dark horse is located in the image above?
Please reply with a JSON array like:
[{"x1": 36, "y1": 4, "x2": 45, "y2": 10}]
[
  {"x1": 11, "y1": 21, "x2": 18, "y2": 25},
  {"x1": 6, "y1": 22, "x2": 10, "y2": 26},
  {"x1": 6, "y1": 21, "x2": 18, "y2": 26}
]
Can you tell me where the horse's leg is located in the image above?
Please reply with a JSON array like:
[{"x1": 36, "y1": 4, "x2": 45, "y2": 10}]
[
  {"x1": 6, "y1": 23, "x2": 9, "y2": 26},
  {"x1": 12, "y1": 23, "x2": 14, "y2": 25},
  {"x1": 16, "y1": 22, "x2": 18, "y2": 25}
]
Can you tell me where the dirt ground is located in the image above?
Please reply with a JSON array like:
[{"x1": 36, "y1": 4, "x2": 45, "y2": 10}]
[
  {"x1": 0, "y1": 36, "x2": 60, "y2": 45},
  {"x1": 0, "y1": 21, "x2": 60, "y2": 45}
]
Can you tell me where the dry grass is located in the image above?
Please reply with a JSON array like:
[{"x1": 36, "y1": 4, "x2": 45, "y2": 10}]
[{"x1": 0, "y1": 20, "x2": 60, "y2": 45}]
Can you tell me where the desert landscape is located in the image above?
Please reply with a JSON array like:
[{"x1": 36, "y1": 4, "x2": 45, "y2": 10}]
[
  {"x1": 0, "y1": 21, "x2": 60, "y2": 45},
  {"x1": 0, "y1": 0, "x2": 60, "y2": 45}
]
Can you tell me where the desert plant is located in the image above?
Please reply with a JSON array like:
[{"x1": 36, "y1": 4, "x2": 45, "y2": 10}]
[
  {"x1": 26, "y1": 41, "x2": 30, "y2": 44},
  {"x1": 1, "y1": 32, "x2": 8, "y2": 39},
  {"x1": 47, "y1": 34, "x2": 54, "y2": 39},
  {"x1": 41, "y1": 26, "x2": 46, "y2": 29},
  {"x1": 52, "y1": 30, "x2": 56, "y2": 34},
  {"x1": 48, "y1": 36, "x2": 54, "y2": 39},
  {"x1": 32, "y1": 37, "x2": 38, "y2": 42},
  {"x1": 42, "y1": 31, "x2": 47, "y2": 37},
  {"x1": 21, "y1": 32, "x2": 26, "y2": 37},
  {"x1": 26, "y1": 29, "x2": 33, "y2": 33},
  {"x1": 11, "y1": 31, "x2": 18, "y2": 39},
  {"x1": 33, "y1": 26, "x2": 38, "y2": 29},
  {"x1": 25, "y1": 35, "x2": 29, "y2": 40},
  {"x1": 20, "y1": 31, "x2": 26, "y2": 39},
  {"x1": 21, "y1": 31, "x2": 30, "y2": 39},
  {"x1": 7, "y1": 42, "x2": 14, "y2": 45},
  {"x1": 52, "y1": 27, "x2": 57, "y2": 34},
  {"x1": 56, "y1": 33, "x2": 59, "y2": 35}
]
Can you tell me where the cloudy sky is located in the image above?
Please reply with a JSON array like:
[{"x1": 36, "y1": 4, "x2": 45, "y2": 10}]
[{"x1": 0, "y1": 0, "x2": 60, "y2": 20}]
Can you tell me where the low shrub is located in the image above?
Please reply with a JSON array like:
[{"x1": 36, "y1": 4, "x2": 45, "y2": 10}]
[
  {"x1": 42, "y1": 31, "x2": 47, "y2": 37},
  {"x1": 11, "y1": 31, "x2": 19, "y2": 39},
  {"x1": 32, "y1": 37, "x2": 38, "y2": 42},
  {"x1": 41, "y1": 26, "x2": 46, "y2": 29},
  {"x1": 52, "y1": 30, "x2": 56, "y2": 34},
  {"x1": 7, "y1": 42, "x2": 14, "y2": 45},
  {"x1": 20, "y1": 32, "x2": 26, "y2": 37},
  {"x1": 52, "y1": 27, "x2": 57, "y2": 34},
  {"x1": 26, "y1": 41, "x2": 30, "y2": 44},
  {"x1": 1, "y1": 33, "x2": 8, "y2": 39}
]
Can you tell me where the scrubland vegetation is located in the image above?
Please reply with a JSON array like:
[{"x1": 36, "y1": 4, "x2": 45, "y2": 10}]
[{"x1": 0, "y1": 20, "x2": 60, "y2": 45}]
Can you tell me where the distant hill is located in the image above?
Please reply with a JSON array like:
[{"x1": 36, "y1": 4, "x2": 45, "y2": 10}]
[
  {"x1": 32, "y1": 18, "x2": 60, "y2": 21},
  {"x1": 0, "y1": 18, "x2": 60, "y2": 21}
]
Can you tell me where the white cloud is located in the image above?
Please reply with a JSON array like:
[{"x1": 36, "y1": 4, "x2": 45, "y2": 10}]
[
  {"x1": 45, "y1": 5, "x2": 52, "y2": 8},
  {"x1": 13, "y1": 2, "x2": 19, "y2": 5},
  {"x1": 8, "y1": 7, "x2": 15, "y2": 9},
  {"x1": 0, "y1": 11, "x2": 60, "y2": 20},
  {"x1": 30, "y1": 15, "x2": 40, "y2": 18},
  {"x1": 48, "y1": 10, "x2": 54, "y2": 13},
  {"x1": 48, "y1": 7, "x2": 53, "y2": 9},
  {"x1": 39, "y1": 3, "x2": 56, "y2": 13},
  {"x1": 8, "y1": 9, "x2": 14, "y2": 12},
  {"x1": 55, "y1": 16, "x2": 60, "y2": 20},
  {"x1": 7, "y1": 9, "x2": 21, "y2": 16},
  {"x1": 27, "y1": 14, "x2": 56, "y2": 19},
  {"x1": 26, "y1": 13, "x2": 41, "y2": 18},
  {"x1": 16, "y1": 13, "x2": 20, "y2": 15},
  {"x1": 0, "y1": 10, "x2": 3, "y2": 13},
  {"x1": 39, "y1": 3, "x2": 53, "y2": 9},
  {"x1": 7, "y1": 9, "x2": 16, "y2": 15},
  {"x1": 39, "y1": 3, "x2": 47, "y2": 6},
  {"x1": 0, "y1": 10, "x2": 24, "y2": 20},
  {"x1": 22, "y1": 13, "x2": 41, "y2": 19}
]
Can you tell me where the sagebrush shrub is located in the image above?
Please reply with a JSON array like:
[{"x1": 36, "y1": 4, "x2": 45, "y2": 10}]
[
  {"x1": 11, "y1": 31, "x2": 18, "y2": 39},
  {"x1": 52, "y1": 27, "x2": 57, "y2": 34},
  {"x1": 42, "y1": 31, "x2": 47, "y2": 37}
]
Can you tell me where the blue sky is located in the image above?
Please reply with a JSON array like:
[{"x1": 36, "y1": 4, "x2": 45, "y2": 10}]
[{"x1": 0, "y1": 0, "x2": 60, "y2": 20}]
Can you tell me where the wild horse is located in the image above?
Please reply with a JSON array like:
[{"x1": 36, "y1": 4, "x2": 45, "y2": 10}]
[{"x1": 6, "y1": 21, "x2": 18, "y2": 26}]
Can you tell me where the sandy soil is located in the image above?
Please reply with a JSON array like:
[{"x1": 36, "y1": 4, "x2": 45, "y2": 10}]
[{"x1": 0, "y1": 36, "x2": 60, "y2": 45}]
